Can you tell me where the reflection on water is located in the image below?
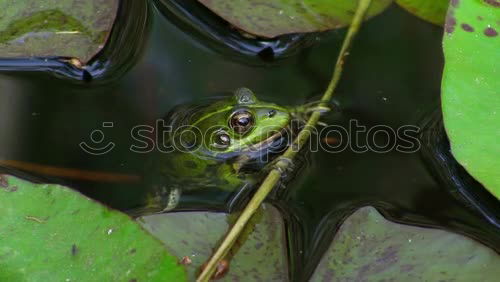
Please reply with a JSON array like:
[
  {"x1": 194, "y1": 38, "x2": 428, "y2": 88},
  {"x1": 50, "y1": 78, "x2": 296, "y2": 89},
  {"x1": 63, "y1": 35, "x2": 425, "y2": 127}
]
[
  {"x1": 154, "y1": 0, "x2": 321, "y2": 63},
  {"x1": 0, "y1": 1, "x2": 498, "y2": 281}
]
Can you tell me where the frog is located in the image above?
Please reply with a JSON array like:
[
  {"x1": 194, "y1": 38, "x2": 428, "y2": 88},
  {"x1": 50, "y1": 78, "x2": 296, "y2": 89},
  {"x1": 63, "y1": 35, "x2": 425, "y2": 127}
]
[{"x1": 134, "y1": 87, "x2": 302, "y2": 215}]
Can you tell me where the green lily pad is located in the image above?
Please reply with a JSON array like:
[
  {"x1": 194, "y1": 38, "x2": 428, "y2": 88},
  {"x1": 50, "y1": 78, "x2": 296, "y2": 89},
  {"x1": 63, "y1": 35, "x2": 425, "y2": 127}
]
[
  {"x1": 197, "y1": 0, "x2": 393, "y2": 38},
  {"x1": 0, "y1": 175, "x2": 186, "y2": 281},
  {"x1": 395, "y1": 0, "x2": 449, "y2": 25},
  {"x1": 311, "y1": 207, "x2": 500, "y2": 281},
  {"x1": 138, "y1": 204, "x2": 288, "y2": 281},
  {"x1": 441, "y1": 0, "x2": 500, "y2": 198},
  {"x1": 0, "y1": 0, "x2": 120, "y2": 63}
]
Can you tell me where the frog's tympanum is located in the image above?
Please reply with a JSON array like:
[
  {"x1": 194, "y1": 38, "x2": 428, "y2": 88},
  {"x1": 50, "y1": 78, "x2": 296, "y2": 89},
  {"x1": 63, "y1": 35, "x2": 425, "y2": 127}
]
[{"x1": 135, "y1": 88, "x2": 304, "y2": 214}]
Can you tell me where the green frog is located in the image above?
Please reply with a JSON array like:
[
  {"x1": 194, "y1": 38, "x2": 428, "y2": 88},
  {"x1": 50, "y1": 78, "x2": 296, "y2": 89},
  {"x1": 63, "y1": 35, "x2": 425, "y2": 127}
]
[{"x1": 135, "y1": 87, "x2": 303, "y2": 214}]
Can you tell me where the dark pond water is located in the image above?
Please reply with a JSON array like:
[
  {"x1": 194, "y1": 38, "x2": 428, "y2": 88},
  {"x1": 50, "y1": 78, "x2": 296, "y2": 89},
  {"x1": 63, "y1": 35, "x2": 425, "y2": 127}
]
[{"x1": 0, "y1": 1, "x2": 499, "y2": 280}]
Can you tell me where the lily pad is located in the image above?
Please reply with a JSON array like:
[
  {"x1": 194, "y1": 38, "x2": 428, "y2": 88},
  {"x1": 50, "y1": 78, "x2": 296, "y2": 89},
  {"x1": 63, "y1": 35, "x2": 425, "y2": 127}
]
[
  {"x1": 197, "y1": 0, "x2": 393, "y2": 38},
  {"x1": 0, "y1": 0, "x2": 120, "y2": 63},
  {"x1": 138, "y1": 204, "x2": 288, "y2": 281},
  {"x1": 395, "y1": 0, "x2": 449, "y2": 25},
  {"x1": 0, "y1": 175, "x2": 186, "y2": 281},
  {"x1": 441, "y1": 0, "x2": 500, "y2": 198},
  {"x1": 311, "y1": 207, "x2": 500, "y2": 281}
]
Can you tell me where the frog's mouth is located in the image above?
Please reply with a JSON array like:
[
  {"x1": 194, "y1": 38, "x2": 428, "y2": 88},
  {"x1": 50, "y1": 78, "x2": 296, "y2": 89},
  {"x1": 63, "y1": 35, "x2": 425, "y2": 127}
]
[
  {"x1": 233, "y1": 123, "x2": 301, "y2": 173},
  {"x1": 244, "y1": 126, "x2": 291, "y2": 153}
]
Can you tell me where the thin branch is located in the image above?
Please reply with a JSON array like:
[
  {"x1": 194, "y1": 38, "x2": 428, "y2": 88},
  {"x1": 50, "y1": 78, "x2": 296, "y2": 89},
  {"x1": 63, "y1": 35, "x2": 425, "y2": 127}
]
[
  {"x1": 197, "y1": 0, "x2": 373, "y2": 280},
  {"x1": 0, "y1": 160, "x2": 141, "y2": 183}
]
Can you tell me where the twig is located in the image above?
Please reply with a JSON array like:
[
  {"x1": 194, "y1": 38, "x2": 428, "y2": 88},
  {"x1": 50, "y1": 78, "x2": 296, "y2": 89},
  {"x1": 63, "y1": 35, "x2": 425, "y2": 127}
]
[
  {"x1": 197, "y1": 0, "x2": 373, "y2": 280},
  {"x1": 0, "y1": 160, "x2": 141, "y2": 183},
  {"x1": 25, "y1": 216, "x2": 46, "y2": 223}
]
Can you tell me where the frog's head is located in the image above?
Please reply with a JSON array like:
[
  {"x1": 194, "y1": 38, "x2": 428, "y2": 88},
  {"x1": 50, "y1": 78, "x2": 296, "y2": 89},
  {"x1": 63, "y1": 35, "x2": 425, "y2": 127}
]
[{"x1": 184, "y1": 88, "x2": 292, "y2": 159}]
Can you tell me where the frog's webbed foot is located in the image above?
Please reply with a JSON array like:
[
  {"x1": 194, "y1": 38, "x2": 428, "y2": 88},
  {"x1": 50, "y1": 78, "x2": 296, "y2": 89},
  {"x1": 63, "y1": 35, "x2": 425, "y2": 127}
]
[
  {"x1": 266, "y1": 156, "x2": 295, "y2": 181},
  {"x1": 294, "y1": 99, "x2": 339, "y2": 124}
]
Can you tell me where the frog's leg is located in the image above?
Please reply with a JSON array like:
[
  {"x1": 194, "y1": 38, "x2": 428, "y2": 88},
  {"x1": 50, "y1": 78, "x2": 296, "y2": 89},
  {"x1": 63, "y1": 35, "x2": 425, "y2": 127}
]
[
  {"x1": 232, "y1": 154, "x2": 252, "y2": 173},
  {"x1": 161, "y1": 187, "x2": 181, "y2": 212},
  {"x1": 125, "y1": 186, "x2": 181, "y2": 217},
  {"x1": 136, "y1": 186, "x2": 181, "y2": 215}
]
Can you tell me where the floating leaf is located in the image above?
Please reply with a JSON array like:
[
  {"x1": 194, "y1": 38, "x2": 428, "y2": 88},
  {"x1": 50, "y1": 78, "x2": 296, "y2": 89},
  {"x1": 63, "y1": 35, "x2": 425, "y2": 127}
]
[
  {"x1": 197, "y1": 0, "x2": 393, "y2": 38},
  {"x1": 441, "y1": 0, "x2": 500, "y2": 198},
  {"x1": 395, "y1": 0, "x2": 449, "y2": 25},
  {"x1": 0, "y1": 0, "x2": 120, "y2": 63},
  {"x1": 139, "y1": 204, "x2": 288, "y2": 281},
  {"x1": 311, "y1": 207, "x2": 500, "y2": 281},
  {"x1": 0, "y1": 175, "x2": 186, "y2": 281}
]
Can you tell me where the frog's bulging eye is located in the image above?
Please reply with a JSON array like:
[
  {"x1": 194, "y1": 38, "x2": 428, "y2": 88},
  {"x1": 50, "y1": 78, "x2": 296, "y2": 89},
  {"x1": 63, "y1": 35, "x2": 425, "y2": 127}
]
[
  {"x1": 229, "y1": 110, "x2": 254, "y2": 134},
  {"x1": 214, "y1": 132, "x2": 231, "y2": 149}
]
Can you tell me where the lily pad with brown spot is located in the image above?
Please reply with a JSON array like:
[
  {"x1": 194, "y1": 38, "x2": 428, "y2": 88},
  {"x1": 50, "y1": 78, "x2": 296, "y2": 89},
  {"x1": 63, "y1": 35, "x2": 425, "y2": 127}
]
[
  {"x1": 0, "y1": 0, "x2": 120, "y2": 64},
  {"x1": 0, "y1": 175, "x2": 186, "y2": 281},
  {"x1": 197, "y1": 0, "x2": 393, "y2": 38},
  {"x1": 442, "y1": 0, "x2": 500, "y2": 198},
  {"x1": 310, "y1": 207, "x2": 500, "y2": 281}
]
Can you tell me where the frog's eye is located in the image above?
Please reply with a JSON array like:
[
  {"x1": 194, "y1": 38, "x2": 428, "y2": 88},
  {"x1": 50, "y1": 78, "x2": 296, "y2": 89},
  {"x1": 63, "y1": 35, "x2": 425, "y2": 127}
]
[
  {"x1": 229, "y1": 110, "x2": 254, "y2": 135},
  {"x1": 214, "y1": 131, "x2": 231, "y2": 149}
]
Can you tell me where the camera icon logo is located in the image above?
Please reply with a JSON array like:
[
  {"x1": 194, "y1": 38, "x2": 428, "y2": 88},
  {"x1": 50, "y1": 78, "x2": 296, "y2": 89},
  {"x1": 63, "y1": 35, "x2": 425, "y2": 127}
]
[{"x1": 79, "y1": 122, "x2": 115, "y2": 155}]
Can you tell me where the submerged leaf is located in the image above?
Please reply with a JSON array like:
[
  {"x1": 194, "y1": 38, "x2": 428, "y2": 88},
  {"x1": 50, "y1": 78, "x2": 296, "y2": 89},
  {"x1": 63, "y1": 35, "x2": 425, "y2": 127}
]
[
  {"x1": 0, "y1": 0, "x2": 119, "y2": 63},
  {"x1": 311, "y1": 207, "x2": 500, "y2": 281},
  {"x1": 139, "y1": 204, "x2": 288, "y2": 281},
  {"x1": 441, "y1": 0, "x2": 500, "y2": 198},
  {"x1": 395, "y1": 0, "x2": 449, "y2": 25},
  {"x1": 0, "y1": 175, "x2": 186, "y2": 281},
  {"x1": 197, "y1": 0, "x2": 393, "y2": 38}
]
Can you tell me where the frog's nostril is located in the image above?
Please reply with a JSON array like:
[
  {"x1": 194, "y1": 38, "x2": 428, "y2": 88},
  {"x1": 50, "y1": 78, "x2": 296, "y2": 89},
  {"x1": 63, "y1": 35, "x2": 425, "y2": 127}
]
[{"x1": 268, "y1": 110, "x2": 277, "y2": 117}]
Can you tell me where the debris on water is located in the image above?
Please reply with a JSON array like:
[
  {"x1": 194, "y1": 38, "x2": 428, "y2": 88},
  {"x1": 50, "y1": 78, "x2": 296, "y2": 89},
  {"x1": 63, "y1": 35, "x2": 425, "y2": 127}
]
[
  {"x1": 200, "y1": 260, "x2": 230, "y2": 280},
  {"x1": 180, "y1": 256, "x2": 192, "y2": 265}
]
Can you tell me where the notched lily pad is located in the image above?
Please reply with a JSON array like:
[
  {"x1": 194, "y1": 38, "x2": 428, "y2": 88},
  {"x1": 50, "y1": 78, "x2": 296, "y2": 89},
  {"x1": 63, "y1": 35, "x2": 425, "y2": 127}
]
[
  {"x1": 0, "y1": 0, "x2": 120, "y2": 63},
  {"x1": 139, "y1": 204, "x2": 288, "y2": 281},
  {"x1": 311, "y1": 207, "x2": 500, "y2": 281},
  {"x1": 197, "y1": 0, "x2": 393, "y2": 38},
  {"x1": 395, "y1": 0, "x2": 449, "y2": 25},
  {"x1": 0, "y1": 175, "x2": 186, "y2": 281},
  {"x1": 441, "y1": 0, "x2": 500, "y2": 197}
]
